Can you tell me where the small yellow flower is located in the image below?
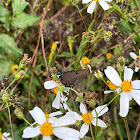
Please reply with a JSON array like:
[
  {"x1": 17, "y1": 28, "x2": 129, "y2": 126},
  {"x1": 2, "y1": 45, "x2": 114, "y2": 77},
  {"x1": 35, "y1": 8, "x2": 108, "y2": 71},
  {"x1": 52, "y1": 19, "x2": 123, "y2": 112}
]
[
  {"x1": 106, "y1": 53, "x2": 112, "y2": 60},
  {"x1": 11, "y1": 64, "x2": 19, "y2": 75},
  {"x1": 81, "y1": 57, "x2": 90, "y2": 65},
  {"x1": 94, "y1": 70, "x2": 103, "y2": 79},
  {"x1": 107, "y1": 80, "x2": 118, "y2": 90},
  {"x1": 0, "y1": 132, "x2": 2, "y2": 139}
]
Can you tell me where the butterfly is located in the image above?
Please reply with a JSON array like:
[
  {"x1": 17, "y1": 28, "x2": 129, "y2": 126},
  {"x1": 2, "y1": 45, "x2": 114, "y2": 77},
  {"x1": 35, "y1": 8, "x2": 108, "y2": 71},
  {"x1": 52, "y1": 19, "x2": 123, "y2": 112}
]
[{"x1": 57, "y1": 70, "x2": 90, "y2": 87}]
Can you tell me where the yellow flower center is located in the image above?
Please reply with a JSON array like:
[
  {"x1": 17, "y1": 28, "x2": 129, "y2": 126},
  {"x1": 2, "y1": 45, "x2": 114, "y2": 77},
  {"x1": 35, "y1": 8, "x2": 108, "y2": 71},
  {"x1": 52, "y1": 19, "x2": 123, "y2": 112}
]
[
  {"x1": 107, "y1": 80, "x2": 118, "y2": 90},
  {"x1": 81, "y1": 57, "x2": 90, "y2": 65},
  {"x1": 0, "y1": 132, "x2": 2, "y2": 139},
  {"x1": 121, "y1": 80, "x2": 132, "y2": 92},
  {"x1": 82, "y1": 113, "x2": 93, "y2": 125},
  {"x1": 137, "y1": 55, "x2": 140, "y2": 59},
  {"x1": 53, "y1": 81, "x2": 61, "y2": 94},
  {"x1": 45, "y1": 112, "x2": 50, "y2": 121},
  {"x1": 40, "y1": 122, "x2": 53, "y2": 136},
  {"x1": 106, "y1": 53, "x2": 112, "y2": 59},
  {"x1": 95, "y1": 70, "x2": 103, "y2": 78},
  {"x1": 53, "y1": 86, "x2": 59, "y2": 94}
]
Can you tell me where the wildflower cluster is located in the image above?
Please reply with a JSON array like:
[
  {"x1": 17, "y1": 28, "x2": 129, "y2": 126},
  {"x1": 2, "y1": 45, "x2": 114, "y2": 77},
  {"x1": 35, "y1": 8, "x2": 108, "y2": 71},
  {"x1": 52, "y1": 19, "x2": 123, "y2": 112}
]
[{"x1": 0, "y1": 1, "x2": 139, "y2": 140}]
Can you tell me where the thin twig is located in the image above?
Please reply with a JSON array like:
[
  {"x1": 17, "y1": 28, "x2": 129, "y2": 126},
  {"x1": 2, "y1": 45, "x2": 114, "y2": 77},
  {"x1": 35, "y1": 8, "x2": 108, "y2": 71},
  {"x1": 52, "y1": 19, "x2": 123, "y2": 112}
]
[{"x1": 133, "y1": 116, "x2": 140, "y2": 140}]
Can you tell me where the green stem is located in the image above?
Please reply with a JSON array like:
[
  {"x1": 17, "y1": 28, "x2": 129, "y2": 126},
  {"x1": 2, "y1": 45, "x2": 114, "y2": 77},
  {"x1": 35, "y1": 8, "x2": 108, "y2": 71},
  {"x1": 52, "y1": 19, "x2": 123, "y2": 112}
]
[
  {"x1": 126, "y1": 22, "x2": 140, "y2": 40},
  {"x1": 5, "y1": 79, "x2": 16, "y2": 91},
  {"x1": 114, "y1": 106, "x2": 124, "y2": 140},
  {"x1": 98, "y1": 91, "x2": 121, "y2": 116},
  {"x1": 6, "y1": 102, "x2": 14, "y2": 140},
  {"x1": 66, "y1": 87, "x2": 79, "y2": 95},
  {"x1": 23, "y1": 118, "x2": 31, "y2": 125},
  {"x1": 71, "y1": 1, "x2": 87, "y2": 30}
]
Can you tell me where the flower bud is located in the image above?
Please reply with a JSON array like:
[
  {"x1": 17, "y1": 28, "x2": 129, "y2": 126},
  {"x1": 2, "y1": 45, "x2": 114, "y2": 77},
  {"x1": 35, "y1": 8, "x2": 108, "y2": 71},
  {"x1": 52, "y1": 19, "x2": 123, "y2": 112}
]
[
  {"x1": 14, "y1": 108, "x2": 24, "y2": 119},
  {"x1": 116, "y1": 56, "x2": 125, "y2": 73},
  {"x1": 15, "y1": 70, "x2": 25, "y2": 80}
]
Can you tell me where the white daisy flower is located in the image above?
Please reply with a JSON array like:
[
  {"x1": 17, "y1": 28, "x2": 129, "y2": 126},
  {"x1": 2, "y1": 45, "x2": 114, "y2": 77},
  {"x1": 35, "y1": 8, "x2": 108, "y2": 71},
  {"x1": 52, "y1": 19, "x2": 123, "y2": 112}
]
[
  {"x1": 104, "y1": 80, "x2": 121, "y2": 94},
  {"x1": 104, "y1": 66, "x2": 140, "y2": 117},
  {"x1": 130, "y1": 49, "x2": 140, "y2": 72},
  {"x1": 82, "y1": 0, "x2": 112, "y2": 14},
  {"x1": 0, "y1": 132, "x2": 12, "y2": 140},
  {"x1": 94, "y1": 69, "x2": 103, "y2": 79},
  {"x1": 44, "y1": 80, "x2": 69, "y2": 110},
  {"x1": 22, "y1": 106, "x2": 79, "y2": 140},
  {"x1": 67, "y1": 103, "x2": 108, "y2": 138}
]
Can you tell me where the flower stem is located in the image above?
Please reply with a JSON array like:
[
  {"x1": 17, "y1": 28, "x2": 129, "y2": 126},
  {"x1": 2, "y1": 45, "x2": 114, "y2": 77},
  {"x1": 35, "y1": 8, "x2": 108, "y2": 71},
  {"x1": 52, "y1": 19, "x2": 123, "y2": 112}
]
[
  {"x1": 66, "y1": 87, "x2": 79, "y2": 95},
  {"x1": 23, "y1": 118, "x2": 31, "y2": 125},
  {"x1": 6, "y1": 102, "x2": 14, "y2": 140},
  {"x1": 123, "y1": 117, "x2": 131, "y2": 140},
  {"x1": 5, "y1": 79, "x2": 16, "y2": 91}
]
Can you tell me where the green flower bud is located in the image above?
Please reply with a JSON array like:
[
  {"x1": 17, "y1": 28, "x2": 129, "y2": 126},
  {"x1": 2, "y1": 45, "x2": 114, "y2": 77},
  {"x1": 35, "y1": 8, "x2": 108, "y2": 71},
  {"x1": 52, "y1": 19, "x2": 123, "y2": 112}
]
[
  {"x1": 116, "y1": 56, "x2": 125, "y2": 73},
  {"x1": 2, "y1": 92, "x2": 9, "y2": 102},
  {"x1": 59, "y1": 86, "x2": 65, "y2": 92},
  {"x1": 15, "y1": 70, "x2": 25, "y2": 80},
  {"x1": 75, "y1": 93, "x2": 84, "y2": 102},
  {"x1": 14, "y1": 108, "x2": 24, "y2": 119}
]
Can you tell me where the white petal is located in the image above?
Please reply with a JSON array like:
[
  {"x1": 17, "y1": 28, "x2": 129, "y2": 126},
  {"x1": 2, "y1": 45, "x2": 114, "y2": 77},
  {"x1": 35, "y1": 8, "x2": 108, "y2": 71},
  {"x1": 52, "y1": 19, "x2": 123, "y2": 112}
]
[
  {"x1": 22, "y1": 126, "x2": 40, "y2": 138},
  {"x1": 92, "y1": 118, "x2": 107, "y2": 128},
  {"x1": 139, "y1": 49, "x2": 140, "y2": 55},
  {"x1": 131, "y1": 90, "x2": 140, "y2": 105},
  {"x1": 48, "y1": 117, "x2": 57, "y2": 123},
  {"x1": 49, "y1": 111, "x2": 63, "y2": 117},
  {"x1": 124, "y1": 66, "x2": 133, "y2": 81},
  {"x1": 91, "y1": 104, "x2": 108, "y2": 117},
  {"x1": 52, "y1": 113, "x2": 76, "y2": 127},
  {"x1": 52, "y1": 92, "x2": 61, "y2": 109},
  {"x1": 99, "y1": 1, "x2": 110, "y2": 10},
  {"x1": 53, "y1": 127, "x2": 80, "y2": 140},
  {"x1": 127, "y1": 92, "x2": 132, "y2": 101},
  {"x1": 66, "y1": 111, "x2": 82, "y2": 121},
  {"x1": 3, "y1": 132, "x2": 10, "y2": 137},
  {"x1": 134, "y1": 67, "x2": 140, "y2": 72},
  {"x1": 63, "y1": 102, "x2": 70, "y2": 111},
  {"x1": 120, "y1": 93, "x2": 129, "y2": 117},
  {"x1": 29, "y1": 106, "x2": 46, "y2": 125},
  {"x1": 104, "y1": 90, "x2": 113, "y2": 94},
  {"x1": 105, "y1": 0, "x2": 112, "y2": 2},
  {"x1": 80, "y1": 123, "x2": 89, "y2": 138},
  {"x1": 132, "y1": 80, "x2": 140, "y2": 89},
  {"x1": 130, "y1": 52, "x2": 137, "y2": 60},
  {"x1": 87, "y1": 1, "x2": 96, "y2": 14},
  {"x1": 43, "y1": 136, "x2": 52, "y2": 140},
  {"x1": 80, "y1": 102, "x2": 87, "y2": 114},
  {"x1": 44, "y1": 80, "x2": 59, "y2": 89},
  {"x1": 104, "y1": 66, "x2": 122, "y2": 86},
  {"x1": 82, "y1": 0, "x2": 92, "y2": 4}
]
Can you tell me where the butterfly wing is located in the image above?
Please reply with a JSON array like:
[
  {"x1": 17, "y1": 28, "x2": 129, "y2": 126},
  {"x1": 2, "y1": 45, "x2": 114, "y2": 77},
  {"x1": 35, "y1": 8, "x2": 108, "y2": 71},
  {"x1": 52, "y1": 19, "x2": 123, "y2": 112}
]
[
  {"x1": 59, "y1": 70, "x2": 89, "y2": 87},
  {"x1": 60, "y1": 71, "x2": 77, "y2": 87}
]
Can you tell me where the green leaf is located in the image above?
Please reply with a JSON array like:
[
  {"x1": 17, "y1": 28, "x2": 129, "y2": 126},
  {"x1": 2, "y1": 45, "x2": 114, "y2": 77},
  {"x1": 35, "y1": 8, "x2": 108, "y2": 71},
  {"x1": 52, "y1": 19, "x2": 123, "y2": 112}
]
[
  {"x1": 0, "y1": 58, "x2": 12, "y2": 80},
  {"x1": 12, "y1": 0, "x2": 29, "y2": 16},
  {"x1": 0, "y1": 6, "x2": 11, "y2": 31},
  {"x1": 0, "y1": 34, "x2": 22, "y2": 54},
  {"x1": 11, "y1": 13, "x2": 40, "y2": 28},
  {"x1": 121, "y1": 21, "x2": 132, "y2": 33},
  {"x1": 113, "y1": 3, "x2": 123, "y2": 15},
  {"x1": 76, "y1": 35, "x2": 88, "y2": 65},
  {"x1": 57, "y1": 52, "x2": 75, "y2": 57}
]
